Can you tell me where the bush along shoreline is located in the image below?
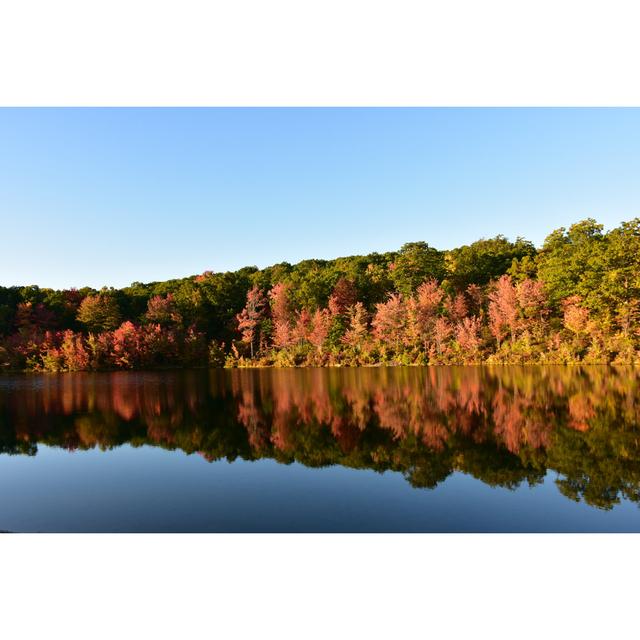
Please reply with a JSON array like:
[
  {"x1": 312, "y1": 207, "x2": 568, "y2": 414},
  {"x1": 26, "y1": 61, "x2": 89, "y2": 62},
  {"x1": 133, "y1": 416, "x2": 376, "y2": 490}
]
[{"x1": 1, "y1": 217, "x2": 639, "y2": 372}]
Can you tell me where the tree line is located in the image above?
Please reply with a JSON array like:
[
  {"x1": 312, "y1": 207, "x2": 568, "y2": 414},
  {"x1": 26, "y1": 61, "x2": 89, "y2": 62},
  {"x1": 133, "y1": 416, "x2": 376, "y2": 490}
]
[{"x1": 0, "y1": 217, "x2": 639, "y2": 370}]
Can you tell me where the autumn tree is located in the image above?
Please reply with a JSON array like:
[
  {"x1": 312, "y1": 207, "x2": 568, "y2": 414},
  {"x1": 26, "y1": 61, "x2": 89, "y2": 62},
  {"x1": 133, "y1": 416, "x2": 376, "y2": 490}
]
[
  {"x1": 110, "y1": 321, "x2": 144, "y2": 369},
  {"x1": 342, "y1": 302, "x2": 369, "y2": 352},
  {"x1": 77, "y1": 292, "x2": 121, "y2": 333},
  {"x1": 60, "y1": 330, "x2": 90, "y2": 371},
  {"x1": 236, "y1": 285, "x2": 269, "y2": 357},
  {"x1": 269, "y1": 282, "x2": 294, "y2": 349},
  {"x1": 488, "y1": 275, "x2": 520, "y2": 347},
  {"x1": 308, "y1": 308, "x2": 331, "y2": 352},
  {"x1": 15, "y1": 301, "x2": 57, "y2": 332},
  {"x1": 145, "y1": 294, "x2": 183, "y2": 328},
  {"x1": 328, "y1": 277, "x2": 358, "y2": 316},
  {"x1": 563, "y1": 296, "x2": 590, "y2": 335},
  {"x1": 372, "y1": 293, "x2": 406, "y2": 353},
  {"x1": 516, "y1": 279, "x2": 547, "y2": 321},
  {"x1": 455, "y1": 316, "x2": 483, "y2": 362},
  {"x1": 291, "y1": 308, "x2": 313, "y2": 346},
  {"x1": 446, "y1": 292, "x2": 468, "y2": 324},
  {"x1": 433, "y1": 317, "x2": 452, "y2": 358},
  {"x1": 406, "y1": 279, "x2": 446, "y2": 352}
]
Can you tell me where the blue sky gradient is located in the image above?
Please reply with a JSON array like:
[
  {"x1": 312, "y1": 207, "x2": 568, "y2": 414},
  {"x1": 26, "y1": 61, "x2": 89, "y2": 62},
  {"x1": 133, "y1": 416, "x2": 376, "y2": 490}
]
[{"x1": 1, "y1": 108, "x2": 639, "y2": 289}]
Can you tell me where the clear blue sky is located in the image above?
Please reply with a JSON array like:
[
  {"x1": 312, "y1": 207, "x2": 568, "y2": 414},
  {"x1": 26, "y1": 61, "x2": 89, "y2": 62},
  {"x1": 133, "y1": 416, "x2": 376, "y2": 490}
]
[{"x1": 1, "y1": 108, "x2": 639, "y2": 290}]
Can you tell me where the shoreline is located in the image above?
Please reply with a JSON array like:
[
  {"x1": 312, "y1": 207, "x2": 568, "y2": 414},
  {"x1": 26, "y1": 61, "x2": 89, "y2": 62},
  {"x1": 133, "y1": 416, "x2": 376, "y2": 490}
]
[{"x1": 1, "y1": 361, "x2": 638, "y2": 376}]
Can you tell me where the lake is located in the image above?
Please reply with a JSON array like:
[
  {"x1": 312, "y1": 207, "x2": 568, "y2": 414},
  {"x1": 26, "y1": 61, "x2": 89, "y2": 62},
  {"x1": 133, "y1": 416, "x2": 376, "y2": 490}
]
[{"x1": 0, "y1": 365, "x2": 639, "y2": 532}]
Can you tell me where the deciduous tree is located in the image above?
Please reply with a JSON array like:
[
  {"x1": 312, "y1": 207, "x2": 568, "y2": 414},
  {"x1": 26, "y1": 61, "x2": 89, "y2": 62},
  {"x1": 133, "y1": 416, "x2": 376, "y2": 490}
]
[
  {"x1": 236, "y1": 285, "x2": 268, "y2": 357},
  {"x1": 77, "y1": 293, "x2": 121, "y2": 333}
]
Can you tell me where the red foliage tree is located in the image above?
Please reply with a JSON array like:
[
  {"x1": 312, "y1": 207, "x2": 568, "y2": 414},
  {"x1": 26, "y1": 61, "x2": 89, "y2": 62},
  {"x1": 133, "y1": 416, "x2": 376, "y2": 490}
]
[
  {"x1": 194, "y1": 270, "x2": 214, "y2": 282},
  {"x1": 309, "y1": 308, "x2": 331, "y2": 351},
  {"x1": 488, "y1": 275, "x2": 520, "y2": 347},
  {"x1": 236, "y1": 285, "x2": 268, "y2": 357},
  {"x1": 86, "y1": 332, "x2": 112, "y2": 370},
  {"x1": 145, "y1": 294, "x2": 182, "y2": 327},
  {"x1": 563, "y1": 295, "x2": 589, "y2": 334},
  {"x1": 143, "y1": 323, "x2": 179, "y2": 365},
  {"x1": 328, "y1": 278, "x2": 358, "y2": 316},
  {"x1": 372, "y1": 293, "x2": 406, "y2": 352},
  {"x1": 111, "y1": 321, "x2": 144, "y2": 369},
  {"x1": 15, "y1": 302, "x2": 57, "y2": 332},
  {"x1": 455, "y1": 316, "x2": 482, "y2": 361},
  {"x1": 407, "y1": 279, "x2": 446, "y2": 351},
  {"x1": 342, "y1": 302, "x2": 369, "y2": 351},
  {"x1": 60, "y1": 330, "x2": 90, "y2": 371},
  {"x1": 517, "y1": 279, "x2": 548, "y2": 321},
  {"x1": 446, "y1": 292, "x2": 468, "y2": 324},
  {"x1": 433, "y1": 317, "x2": 452, "y2": 356},
  {"x1": 269, "y1": 283, "x2": 294, "y2": 349},
  {"x1": 291, "y1": 308, "x2": 313, "y2": 345},
  {"x1": 416, "y1": 279, "x2": 445, "y2": 317}
]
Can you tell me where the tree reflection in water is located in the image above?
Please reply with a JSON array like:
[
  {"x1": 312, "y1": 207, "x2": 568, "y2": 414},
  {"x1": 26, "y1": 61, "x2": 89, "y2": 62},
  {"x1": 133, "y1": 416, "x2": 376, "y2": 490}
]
[{"x1": 1, "y1": 366, "x2": 639, "y2": 510}]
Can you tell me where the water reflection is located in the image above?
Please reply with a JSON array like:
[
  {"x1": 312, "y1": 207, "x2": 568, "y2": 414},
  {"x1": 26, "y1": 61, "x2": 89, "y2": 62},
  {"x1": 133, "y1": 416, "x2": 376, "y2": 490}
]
[{"x1": 1, "y1": 366, "x2": 639, "y2": 511}]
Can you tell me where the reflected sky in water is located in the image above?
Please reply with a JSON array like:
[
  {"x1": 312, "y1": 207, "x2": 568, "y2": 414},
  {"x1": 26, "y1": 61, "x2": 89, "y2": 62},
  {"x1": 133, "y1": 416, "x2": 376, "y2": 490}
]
[{"x1": 1, "y1": 366, "x2": 639, "y2": 532}]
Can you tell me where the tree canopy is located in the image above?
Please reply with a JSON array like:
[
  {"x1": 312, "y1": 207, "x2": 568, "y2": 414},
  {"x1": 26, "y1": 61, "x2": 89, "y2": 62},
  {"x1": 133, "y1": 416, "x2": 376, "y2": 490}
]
[{"x1": 1, "y1": 217, "x2": 639, "y2": 371}]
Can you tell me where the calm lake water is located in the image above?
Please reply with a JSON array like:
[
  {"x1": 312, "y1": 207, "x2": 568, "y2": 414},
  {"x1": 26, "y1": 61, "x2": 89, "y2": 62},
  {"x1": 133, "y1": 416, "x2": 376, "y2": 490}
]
[{"x1": 0, "y1": 366, "x2": 639, "y2": 532}]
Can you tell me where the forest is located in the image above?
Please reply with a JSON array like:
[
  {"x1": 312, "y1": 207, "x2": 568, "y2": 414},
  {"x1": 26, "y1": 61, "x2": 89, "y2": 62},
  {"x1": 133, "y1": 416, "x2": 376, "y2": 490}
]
[{"x1": 0, "y1": 217, "x2": 639, "y2": 371}]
